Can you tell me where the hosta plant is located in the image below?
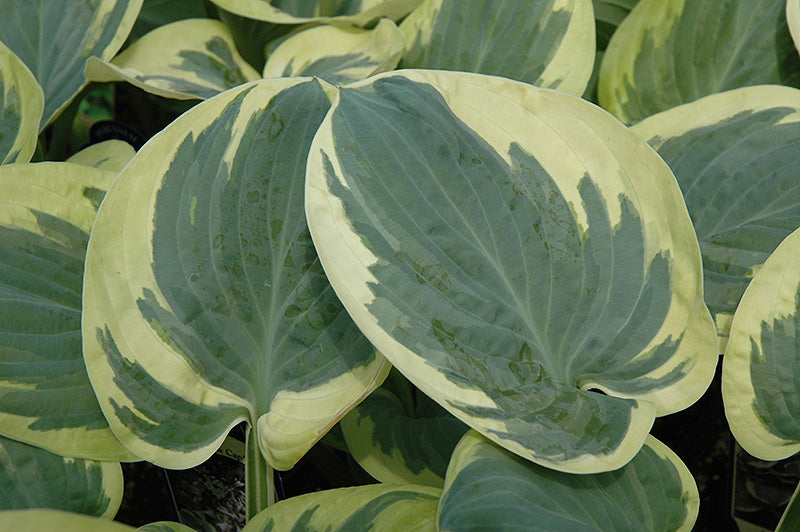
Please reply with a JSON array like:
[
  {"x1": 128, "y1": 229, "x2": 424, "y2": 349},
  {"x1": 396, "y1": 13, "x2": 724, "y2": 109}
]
[{"x1": 2, "y1": 0, "x2": 800, "y2": 531}]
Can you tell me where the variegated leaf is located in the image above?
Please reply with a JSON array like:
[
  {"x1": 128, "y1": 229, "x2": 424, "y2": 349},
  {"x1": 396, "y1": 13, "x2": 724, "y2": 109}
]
[
  {"x1": 0, "y1": 436, "x2": 123, "y2": 518},
  {"x1": 0, "y1": 42, "x2": 43, "y2": 164},
  {"x1": 85, "y1": 19, "x2": 260, "y2": 100},
  {"x1": 206, "y1": 0, "x2": 423, "y2": 25},
  {"x1": 0, "y1": 510, "x2": 143, "y2": 532},
  {"x1": 306, "y1": 70, "x2": 718, "y2": 473},
  {"x1": 439, "y1": 430, "x2": 698, "y2": 532},
  {"x1": 66, "y1": 140, "x2": 136, "y2": 173},
  {"x1": 82, "y1": 78, "x2": 389, "y2": 471},
  {"x1": 398, "y1": 0, "x2": 595, "y2": 96},
  {"x1": 0, "y1": 162, "x2": 135, "y2": 461},
  {"x1": 243, "y1": 484, "x2": 439, "y2": 532},
  {"x1": 723, "y1": 227, "x2": 800, "y2": 460},
  {"x1": 263, "y1": 20, "x2": 406, "y2": 86},
  {"x1": 0, "y1": 0, "x2": 142, "y2": 129},
  {"x1": 341, "y1": 371, "x2": 468, "y2": 487},
  {"x1": 632, "y1": 85, "x2": 800, "y2": 350},
  {"x1": 599, "y1": 0, "x2": 800, "y2": 123}
]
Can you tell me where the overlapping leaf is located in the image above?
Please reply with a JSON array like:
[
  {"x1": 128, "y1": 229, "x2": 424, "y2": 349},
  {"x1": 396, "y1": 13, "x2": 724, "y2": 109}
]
[
  {"x1": 207, "y1": 0, "x2": 423, "y2": 25},
  {"x1": 438, "y1": 430, "x2": 698, "y2": 531},
  {"x1": 0, "y1": 162, "x2": 134, "y2": 461},
  {"x1": 399, "y1": 0, "x2": 595, "y2": 96},
  {"x1": 0, "y1": 42, "x2": 42, "y2": 164},
  {"x1": 244, "y1": 484, "x2": 440, "y2": 532},
  {"x1": 82, "y1": 78, "x2": 389, "y2": 471},
  {"x1": 599, "y1": 0, "x2": 800, "y2": 123},
  {"x1": 0, "y1": 510, "x2": 141, "y2": 532},
  {"x1": 632, "y1": 85, "x2": 800, "y2": 348},
  {"x1": 593, "y1": 0, "x2": 639, "y2": 49},
  {"x1": 341, "y1": 371, "x2": 468, "y2": 487},
  {"x1": 0, "y1": 0, "x2": 142, "y2": 129},
  {"x1": 263, "y1": 20, "x2": 406, "y2": 86},
  {"x1": 723, "y1": 228, "x2": 800, "y2": 460},
  {"x1": 65, "y1": 140, "x2": 136, "y2": 173},
  {"x1": 306, "y1": 70, "x2": 717, "y2": 473},
  {"x1": 85, "y1": 19, "x2": 260, "y2": 100},
  {"x1": 0, "y1": 436, "x2": 123, "y2": 518}
]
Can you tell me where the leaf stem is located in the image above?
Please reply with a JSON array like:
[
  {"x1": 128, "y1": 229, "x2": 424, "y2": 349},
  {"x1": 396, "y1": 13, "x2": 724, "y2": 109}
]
[{"x1": 245, "y1": 424, "x2": 274, "y2": 520}]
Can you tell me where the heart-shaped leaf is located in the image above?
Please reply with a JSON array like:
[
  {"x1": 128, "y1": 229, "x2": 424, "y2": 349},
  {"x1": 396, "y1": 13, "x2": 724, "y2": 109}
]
[
  {"x1": 599, "y1": 0, "x2": 800, "y2": 123},
  {"x1": 85, "y1": 19, "x2": 260, "y2": 100},
  {"x1": 632, "y1": 85, "x2": 800, "y2": 349},
  {"x1": 722, "y1": 227, "x2": 800, "y2": 460},
  {"x1": 306, "y1": 70, "x2": 718, "y2": 473},
  {"x1": 0, "y1": 0, "x2": 142, "y2": 129},
  {"x1": 0, "y1": 162, "x2": 135, "y2": 461},
  {"x1": 263, "y1": 20, "x2": 406, "y2": 86},
  {"x1": 0, "y1": 436, "x2": 123, "y2": 518},
  {"x1": 0, "y1": 42, "x2": 42, "y2": 164},
  {"x1": 399, "y1": 0, "x2": 595, "y2": 96},
  {"x1": 438, "y1": 430, "x2": 698, "y2": 532},
  {"x1": 82, "y1": 78, "x2": 389, "y2": 470}
]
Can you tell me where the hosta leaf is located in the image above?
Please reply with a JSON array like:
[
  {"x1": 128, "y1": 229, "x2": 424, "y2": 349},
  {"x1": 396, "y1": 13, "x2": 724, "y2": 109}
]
[
  {"x1": 722, "y1": 228, "x2": 800, "y2": 460},
  {"x1": 207, "y1": 0, "x2": 423, "y2": 25},
  {"x1": 243, "y1": 484, "x2": 440, "y2": 532},
  {"x1": 0, "y1": 436, "x2": 123, "y2": 518},
  {"x1": 263, "y1": 20, "x2": 406, "y2": 86},
  {"x1": 85, "y1": 19, "x2": 260, "y2": 100},
  {"x1": 340, "y1": 378, "x2": 468, "y2": 487},
  {"x1": 593, "y1": 0, "x2": 639, "y2": 49},
  {"x1": 599, "y1": 0, "x2": 800, "y2": 123},
  {"x1": 82, "y1": 78, "x2": 389, "y2": 471},
  {"x1": 398, "y1": 0, "x2": 595, "y2": 96},
  {"x1": 66, "y1": 140, "x2": 136, "y2": 173},
  {"x1": 0, "y1": 42, "x2": 43, "y2": 164},
  {"x1": 438, "y1": 430, "x2": 698, "y2": 532},
  {"x1": 139, "y1": 523, "x2": 198, "y2": 532},
  {"x1": 0, "y1": 510, "x2": 142, "y2": 532},
  {"x1": 306, "y1": 70, "x2": 717, "y2": 473},
  {"x1": 0, "y1": 0, "x2": 142, "y2": 129},
  {"x1": 790, "y1": 0, "x2": 800, "y2": 55},
  {"x1": 0, "y1": 163, "x2": 135, "y2": 461},
  {"x1": 632, "y1": 85, "x2": 800, "y2": 349}
]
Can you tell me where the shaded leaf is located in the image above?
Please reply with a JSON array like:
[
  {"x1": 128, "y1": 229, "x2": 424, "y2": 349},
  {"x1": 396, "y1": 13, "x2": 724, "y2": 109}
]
[
  {"x1": 0, "y1": 436, "x2": 123, "y2": 518},
  {"x1": 341, "y1": 376, "x2": 468, "y2": 487},
  {"x1": 66, "y1": 140, "x2": 136, "y2": 173}
]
